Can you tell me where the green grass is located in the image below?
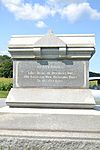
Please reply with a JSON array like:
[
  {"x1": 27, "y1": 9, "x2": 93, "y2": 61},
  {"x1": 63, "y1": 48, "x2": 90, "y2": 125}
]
[
  {"x1": 0, "y1": 91, "x2": 9, "y2": 98},
  {"x1": 0, "y1": 78, "x2": 13, "y2": 91},
  {"x1": 0, "y1": 78, "x2": 12, "y2": 98},
  {"x1": 0, "y1": 78, "x2": 12, "y2": 85},
  {"x1": 89, "y1": 80, "x2": 97, "y2": 88}
]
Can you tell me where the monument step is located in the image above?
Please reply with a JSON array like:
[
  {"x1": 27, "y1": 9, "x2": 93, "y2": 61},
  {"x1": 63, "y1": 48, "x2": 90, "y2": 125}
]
[
  {"x1": 6, "y1": 88, "x2": 95, "y2": 109},
  {"x1": 0, "y1": 106, "x2": 100, "y2": 140}
]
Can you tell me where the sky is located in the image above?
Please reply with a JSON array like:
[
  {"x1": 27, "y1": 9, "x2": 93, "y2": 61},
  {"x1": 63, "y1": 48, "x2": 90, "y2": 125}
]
[{"x1": 0, "y1": 0, "x2": 100, "y2": 73}]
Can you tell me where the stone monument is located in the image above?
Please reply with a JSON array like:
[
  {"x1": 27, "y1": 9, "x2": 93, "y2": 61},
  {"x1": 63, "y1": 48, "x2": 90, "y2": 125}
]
[
  {"x1": 6, "y1": 31, "x2": 95, "y2": 108},
  {"x1": 0, "y1": 32, "x2": 100, "y2": 149}
]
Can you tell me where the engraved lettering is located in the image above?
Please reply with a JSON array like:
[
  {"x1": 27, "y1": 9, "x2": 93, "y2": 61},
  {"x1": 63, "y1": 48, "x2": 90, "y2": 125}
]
[{"x1": 18, "y1": 60, "x2": 83, "y2": 88}]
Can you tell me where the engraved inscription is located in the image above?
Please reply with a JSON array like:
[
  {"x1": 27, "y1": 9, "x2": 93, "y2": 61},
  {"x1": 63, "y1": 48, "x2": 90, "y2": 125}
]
[
  {"x1": 23, "y1": 70, "x2": 77, "y2": 82},
  {"x1": 16, "y1": 60, "x2": 84, "y2": 88}
]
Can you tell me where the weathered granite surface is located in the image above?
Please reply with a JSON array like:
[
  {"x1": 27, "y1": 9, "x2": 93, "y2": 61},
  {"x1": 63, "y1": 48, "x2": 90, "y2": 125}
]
[
  {"x1": 0, "y1": 106, "x2": 100, "y2": 150},
  {"x1": 0, "y1": 137, "x2": 100, "y2": 150},
  {"x1": 13, "y1": 60, "x2": 88, "y2": 88},
  {"x1": 3, "y1": 33, "x2": 97, "y2": 149},
  {"x1": 6, "y1": 33, "x2": 95, "y2": 108},
  {"x1": 6, "y1": 88, "x2": 95, "y2": 108}
]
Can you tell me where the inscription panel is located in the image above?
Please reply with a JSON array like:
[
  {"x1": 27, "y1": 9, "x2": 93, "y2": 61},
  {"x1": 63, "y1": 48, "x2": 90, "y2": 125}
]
[{"x1": 15, "y1": 60, "x2": 85, "y2": 88}]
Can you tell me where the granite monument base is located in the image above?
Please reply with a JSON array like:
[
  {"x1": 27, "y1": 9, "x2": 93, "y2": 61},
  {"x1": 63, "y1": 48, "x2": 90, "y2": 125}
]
[
  {"x1": 0, "y1": 106, "x2": 100, "y2": 149},
  {"x1": 6, "y1": 88, "x2": 95, "y2": 109}
]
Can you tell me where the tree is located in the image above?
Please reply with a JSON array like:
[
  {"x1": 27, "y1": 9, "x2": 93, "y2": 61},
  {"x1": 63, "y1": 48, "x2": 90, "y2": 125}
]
[
  {"x1": 0, "y1": 55, "x2": 13, "y2": 78},
  {"x1": 89, "y1": 71, "x2": 100, "y2": 77}
]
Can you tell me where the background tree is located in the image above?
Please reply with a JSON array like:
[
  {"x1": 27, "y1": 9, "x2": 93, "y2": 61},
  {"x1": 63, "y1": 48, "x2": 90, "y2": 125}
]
[{"x1": 0, "y1": 55, "x2": 13, "y2": 78}]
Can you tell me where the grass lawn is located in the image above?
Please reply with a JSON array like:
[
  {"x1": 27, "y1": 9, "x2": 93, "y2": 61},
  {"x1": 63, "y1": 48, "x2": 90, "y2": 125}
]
[
  {"x1": 0, "y1": 78, "x2": 12, "y2": 98},
  {"x1": 0, "y1": 91, "x2": 9, "y2": 98},
  {"x1": 0, "y1": 77, "x2": 12, "y2": 83}
]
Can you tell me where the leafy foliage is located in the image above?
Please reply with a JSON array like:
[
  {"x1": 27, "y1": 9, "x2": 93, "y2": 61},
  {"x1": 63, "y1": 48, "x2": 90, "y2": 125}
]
[
  {"x1": 89, "y1": 71, "x2": 100, "y2": 77},
  {"x1": 0, "y1": 55, "x2": 13, "y2": 78}
]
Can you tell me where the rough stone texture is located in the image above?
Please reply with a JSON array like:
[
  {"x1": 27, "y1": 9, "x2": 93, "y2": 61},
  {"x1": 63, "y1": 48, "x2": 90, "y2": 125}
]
[
  {"x1": 0, "y1": 137, "x2": 100, "y2": 150},
  {"x1": 0, "y1": 103, "x2": 100, "y2": 150}
]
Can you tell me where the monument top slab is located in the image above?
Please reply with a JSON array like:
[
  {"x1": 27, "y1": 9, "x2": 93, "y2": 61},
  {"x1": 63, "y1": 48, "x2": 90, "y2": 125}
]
[
  {"x1": 8, "y1": 34, "x2": 95, "y2": 48},
  {"x1": 33, "y1": 30, "x2": 66, "y2": 48},
  {"x1": 8, "y1": 33, "x2": 95, "y2": 60}
]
